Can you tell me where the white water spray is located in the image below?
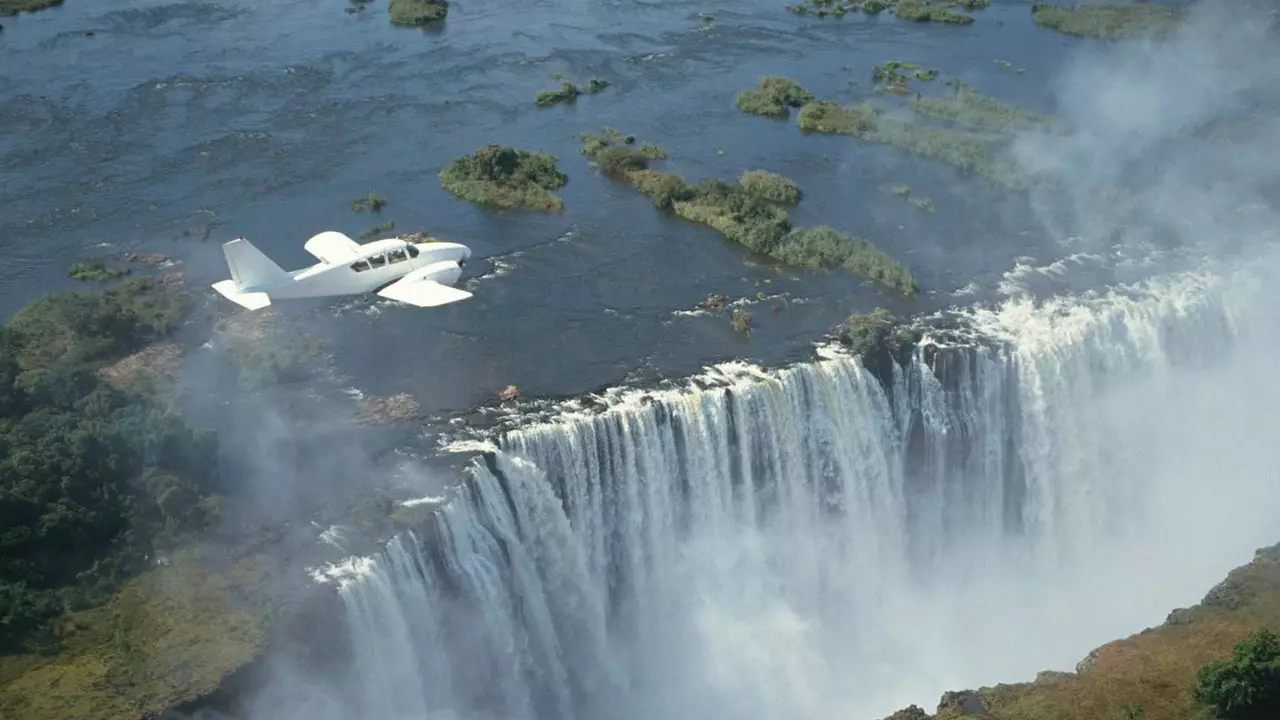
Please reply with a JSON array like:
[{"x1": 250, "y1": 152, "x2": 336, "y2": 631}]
[{"x1": 329, "y1": 250, "x2": 1280, "y2": 720}]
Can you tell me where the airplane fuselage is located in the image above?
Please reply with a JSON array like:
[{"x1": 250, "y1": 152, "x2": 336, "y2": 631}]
[{"x1": 248, "y1": 238, "x2": 471, "y2": 300}]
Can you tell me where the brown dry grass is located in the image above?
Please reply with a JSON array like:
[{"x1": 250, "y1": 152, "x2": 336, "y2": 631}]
[{"x1": 892, "y1": 544, "x2": 1280, "y2": 720}]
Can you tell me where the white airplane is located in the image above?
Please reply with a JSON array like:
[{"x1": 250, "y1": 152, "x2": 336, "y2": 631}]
[{"x1": 211, "y1": 231, "x2": 473, "y2": 311}]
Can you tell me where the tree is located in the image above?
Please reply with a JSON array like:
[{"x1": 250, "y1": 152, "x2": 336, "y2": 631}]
[{"x1": 1194, "y1": 628, "x2": 1280, "y2": 720}]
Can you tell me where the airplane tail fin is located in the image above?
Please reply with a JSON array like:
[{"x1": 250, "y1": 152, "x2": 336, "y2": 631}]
[{"x1": 222, "y1": 237, "x2": 288, "y2": 292}]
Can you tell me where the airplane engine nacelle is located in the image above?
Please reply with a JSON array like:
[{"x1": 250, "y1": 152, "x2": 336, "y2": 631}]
[{"x1": 405, "y1": 260, "x2": 463, "y2": 287}]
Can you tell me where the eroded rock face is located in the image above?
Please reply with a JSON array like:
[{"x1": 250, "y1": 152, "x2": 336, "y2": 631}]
[
  {"x1": 697, "y1": 293, "x2": 728, "y2": 311},
  {"x1": 881, "y1": 704, "x2": 931, "y2": 720}
]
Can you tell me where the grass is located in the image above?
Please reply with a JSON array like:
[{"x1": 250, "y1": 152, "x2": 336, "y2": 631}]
[
  {"x1": 0, "y1": 0, "x2": 62, "y2": 14},
  {"x1": 908, "y1": 89, "x2": 1059, "y2": 132},
  {"x1": 1031, "y1": 2, "x2": 1185, "y2": 39},
  {"x1": 577, "y1": 128, "x2": 917, "y2": 295},
  {"x1": 68, "y1": 259, "x2": 129, "y2": 282},
  {"x1": 735, "y1": 76, "x2": 814, "y2": 118},
  {"x1": 439, "y1": 144, "x2": 569, "y2": 212},
  {"x1": 0, "y1": 551, "x2": 271, "y2": 720},
  {"x1": 886, "y1": 542, "x2": 1280, "y2": 720},
  {"x1": 388, "y1": 0, "x2": 447, "y2": 26},
  {"x1": 796, "y1": 98, "x2": 1032, "y2": 190},
  {"x1": 739, "y1": 170, "x2": 801, "y2": 205}
]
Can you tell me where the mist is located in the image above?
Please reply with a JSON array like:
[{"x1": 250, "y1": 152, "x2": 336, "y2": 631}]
[{"x1": 169, "y1": 3, "x2": 1280, "y2": 720}]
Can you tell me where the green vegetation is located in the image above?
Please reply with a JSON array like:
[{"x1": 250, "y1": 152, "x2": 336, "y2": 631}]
[
  {"x1": 388, "y1": 0, "x2": 448, "y2": 26},
  {"x1": 881, "y1": 542, "x2": 1280, "y2": 720},
  {"x1": 995, "y1": 59, "x2": 1027, "y2": 74},
  {"x1": 534, "y1": 77, "x2": 609, "y2": 107},
  {"x1": 909, "y1": 88, "x2": 1059, "y2": 132},
  {"x1": 894, "y1": 1, "x2": 973, "y2": 24},
  {"x1": 796, "y1": 97, "x2": 1031, "y2": 190},
  {"x1": 0, "y1": 0, "x2": 62, "y2": 15},
  {"x1": 0, "y1": 551, "x2": 270, "y2": 720},
  {"x1": 785, "y1": 0, "x2": 977, "y2": 21},
  {"x1": 739, "y1": 170, "x2": 801, "y2": 205},
  {"x1": 1194, "y1": 628, "x2": 1280, "y2": 720},
  {"x1": 1031, "y1": 2, "x2": 1184, "y2": 39},
  {"x1": 535, "y1": 81, "x2": 581, "y2": 107},
  {"x1": 439, "y1": 144, "x2": 569, "y2": 212},
  {"x1": 734, "y1": 76, "x2": 814, "y2": 118},
  {"x1": 0, "y1": 275, "x2": 222, "y2": 656},
  {"x1": 892, "y1": 184, "x2": 912, "y2": 197},
  {"x1": 351, "y1": 192, "x2": 386, "y2": 212},
  {"x1": 68, "y1": 259, "x2": 129, "y2": 282},
  {"x1": 578, "y1": 128, "x2": 917, "y2": 294},
  {"x1": 833, "y1": 307, "x2": 921, "y2": 358},
  {"x1": 914, "y1": 196, "x2": 935, "y2": 212},
  {"x1": 359, "y1": 220, "x2": 396, "y2": 240},
  {"x1": 730, "y1": 309, "x2": 752, "y2": 335}
]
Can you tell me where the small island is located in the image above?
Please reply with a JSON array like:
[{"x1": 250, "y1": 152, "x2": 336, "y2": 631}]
[
  {"x1": 439, "y1": 144, "x2": 569, "y2": 212},
  {"x1": 579, "y1": 128, "x2": 918, "y2": 295},
  {"x1": 1031, "y1": 2, "x2": 1185, "y2": 39},
  {"x1": 388, "y1": 0, "x2": 448, "y2": 26},
  {"x1": 734, "y1": 76, "x2": 814, "y2": 118}
]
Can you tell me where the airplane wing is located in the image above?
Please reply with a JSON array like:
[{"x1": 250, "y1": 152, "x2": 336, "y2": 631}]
[
  {"x1": 303, "y1": 231, "x2": 362, "y2": 264},
  {"x1": 377, "y1": 277, "x2": 473, "y2": 308}
]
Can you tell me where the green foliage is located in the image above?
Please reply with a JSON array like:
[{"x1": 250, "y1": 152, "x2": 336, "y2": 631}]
[
  {"x1": 873, "y1": 61, "x2": 938, "y2": 87},
  {"x1": 439, "y1": 144, "x2": 569, "y2": 211},
  {"x1": 359, "y1": 220, "x2": 396, "y2": 240},
  {"x1": 586, "y1": 77, "x2": 610, "y2": 93},
  {"x1": 0, "y1": 278, "x2": 218, "y2": 651},
  {"x1": 797, "y1": 100, "x2": 882, "y2": 135},
  {"x1": 1193, "y1": 628, "x2": 1280, "y2": 720},
  {"x1": 388, "y1": 0, "x2": 448, "y2": 26},
  {"x1": 739, "y1": 170, "x2": 802, "y2": 205},
  {"x1": 834, "y1": 307, "x2": 921, "y2": 356},
  {"x1": 535, "y1": 81, "x2": 582, "y2": 107},
  {"x1": 730, "y1": 309, "x2": 752, "y2": 335},
  {"x1": 909, "y1": 89, "x2": 1060, "y2": 132},
  {"x1": 68, "y1": 259, "x2": 129, "y2": 283},
  {"x1": 351, "y1": 192, "x2": 387, "y2": 212},
  {"x1": 895, "y1": 0, "x2": 973, "y2": 23},
  {"x1": 0, "y1": 0, "x2": 62, "y2": 15},
  {"x1": 776, "y1": 227, "x2": 918, "y2": 293},
  {"x1": 735, "y1": 76, "x2": 814, "y2": 118},
  {"x1": 629, "y1": 169, "x2": 694, "y2": 210},
  {"x1": 1031, "y1": 2, "x2": 1184, "y2": 39},
  {"x1": 7, "y1": 276, "x2": 191, "y2": 372}
]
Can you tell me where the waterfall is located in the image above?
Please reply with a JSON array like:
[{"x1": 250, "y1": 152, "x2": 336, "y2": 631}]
[{"x1": 331, "y1": 256, "x2": 1280, "y2": 720}]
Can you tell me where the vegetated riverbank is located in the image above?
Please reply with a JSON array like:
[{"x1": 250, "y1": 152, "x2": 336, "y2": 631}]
[
  {"x1": 880, "y1": 541, "x2": 1280, "y2": 720},
  {"x1": 0, "y1": 258, "x2": 431, "y2": 720}
]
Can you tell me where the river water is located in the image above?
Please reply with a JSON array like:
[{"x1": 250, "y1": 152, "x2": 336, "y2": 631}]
[{"x1": 0, "y1": 0, "x2": 1093, "y2": 412}]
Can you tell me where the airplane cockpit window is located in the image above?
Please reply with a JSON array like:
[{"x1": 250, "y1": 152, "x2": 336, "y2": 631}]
[
  {"x1": 369, "y1": 254, "x2": 387, "y2": 268},
  {"x1": 350, "y1": 260, "x2": 371, "y2": 272},
  {"x1": 387, "y1": 248, "x2": 409, "y2": 264},
  {"x1": 406, "y1": 244, "x2": 420, "y2": 259}
]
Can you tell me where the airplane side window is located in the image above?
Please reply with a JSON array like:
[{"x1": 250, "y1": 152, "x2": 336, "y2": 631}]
[
  {"x1": 406, "y1": 244, "x2": 419, "y2": 259},
  {"x1": 369, "y1": 254, "x2": 387, "y2": 268},
  {"x1": 387, "y1": 249, "x2": 408, "y2": 264},
  {"x1": 350, "y1": 260, "x2": 371, "y2": 272}
]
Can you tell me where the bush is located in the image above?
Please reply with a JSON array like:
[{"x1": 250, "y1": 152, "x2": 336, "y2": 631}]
[
  {"x1": 439, "y1": 144, "x2": 569, "y2": 211},
  {"x1": 629, "y1": 169, "x2": 694, "y2": 209},
  {"x1": 1193, "y1": 628, "x2": 1280, "y2": 720},
  {"x1": 735, "y1": 76, "x2": 813, "y2": 118},
  {"x1": 739, "y1": 170, "x2": 801, "y2": 205},
  {"x1": 388, "y1": 0, "x2": 447, "y2": 26},
  {"x1": 535, "y1": 81, "x2": 581, "y2": 107},
  {"x1": 797, "y1": 100, "x2": 881, "y2": 135}
]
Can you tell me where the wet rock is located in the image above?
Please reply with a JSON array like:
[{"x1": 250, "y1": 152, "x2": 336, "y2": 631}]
[
  {"x1": 497, "y1": 384, "x2": 520, "y2": 402},
  {"x1": 124, "y1": 251, "x2": 176, "y2": 267},
  {"x1": 696, "y1": 293, "x2": 727, "y2": 311},
  {"x1": 354, "y1": 392, "x2": 421, "y2": 426}
]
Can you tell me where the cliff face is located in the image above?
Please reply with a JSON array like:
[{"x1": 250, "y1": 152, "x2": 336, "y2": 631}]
[{"x1": 883, "y1": 542, "x2": 1280, "y2": 720}]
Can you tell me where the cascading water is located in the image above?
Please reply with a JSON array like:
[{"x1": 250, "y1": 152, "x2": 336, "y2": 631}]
[{"x1": 329, "y1": 255, "x2": 1280, "y2": 720}]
